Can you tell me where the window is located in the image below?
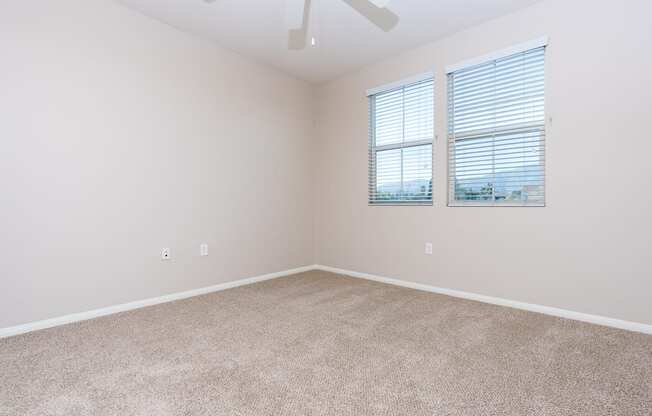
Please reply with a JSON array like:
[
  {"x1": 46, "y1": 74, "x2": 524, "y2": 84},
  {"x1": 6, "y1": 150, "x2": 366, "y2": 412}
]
[
  {"x1": 368, "y1": 75, "x2": 434, "y2": 205},
  {"x1": 447, "y1": 39, "x2": 547, "y2": 206}
]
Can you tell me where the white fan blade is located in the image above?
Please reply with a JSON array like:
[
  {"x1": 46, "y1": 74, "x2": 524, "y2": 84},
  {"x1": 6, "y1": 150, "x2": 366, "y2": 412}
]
[
  {"x1": 287, "y1": 0, "x2": 312, "y2": 50},
  {"x1": 342, "y1": 0, "x2": 398, "y2": 32},
  {"x1": 368, "y1": 0, "x2": 391, "y2": 7},
  {"x1": 286, "y1": 0, "x2": 306, "y2": 30}
]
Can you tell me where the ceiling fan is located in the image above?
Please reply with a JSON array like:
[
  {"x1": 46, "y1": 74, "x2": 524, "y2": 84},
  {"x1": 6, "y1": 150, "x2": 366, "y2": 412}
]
[{"x1": 286, "y1": 0, "x2": 399, "y2": 50}]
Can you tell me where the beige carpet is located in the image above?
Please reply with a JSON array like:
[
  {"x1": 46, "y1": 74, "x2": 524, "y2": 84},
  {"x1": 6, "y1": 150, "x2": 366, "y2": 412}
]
[{"x1": 1, "y1": 271, "x2": 651, "y2": 416}]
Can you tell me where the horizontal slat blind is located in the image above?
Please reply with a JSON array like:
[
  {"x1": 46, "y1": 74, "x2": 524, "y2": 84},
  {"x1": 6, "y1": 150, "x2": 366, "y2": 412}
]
[
  {"x1": 369, "y1": 78, "x2": 434, "y2": 204},
  {"x1": 448, "y1": 46, "x2": 546, "y2": 206}
]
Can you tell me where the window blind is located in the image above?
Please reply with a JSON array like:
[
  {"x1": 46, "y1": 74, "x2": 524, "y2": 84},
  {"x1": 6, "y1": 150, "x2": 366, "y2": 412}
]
[
  {"x1": 368, "y1": 77, "x2": 434, "y2": 205},
  {"x1": 447, "y1": 46, "x2": 546, "y2": 206}
]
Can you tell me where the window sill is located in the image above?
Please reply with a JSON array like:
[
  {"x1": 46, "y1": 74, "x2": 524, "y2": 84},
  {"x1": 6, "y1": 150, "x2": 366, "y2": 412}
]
[
  {"x1": 369, "y1": 201, "x2": 434, "y2": 206},
  {"x1": 448, "y1": 202, "x2": 545, "y2": 207}
]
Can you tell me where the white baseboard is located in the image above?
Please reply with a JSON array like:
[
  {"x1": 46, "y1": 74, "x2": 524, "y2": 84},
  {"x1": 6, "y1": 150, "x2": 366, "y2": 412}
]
[
  {"x1": 0, "y1": 265, "x2": 317, "y2": 339},
  {"x1": 4, "y1": 264, "x2": 650, "y2": 338},
  {"x1": 314, "y1": 265, "x2": 652, "y2": 335}
]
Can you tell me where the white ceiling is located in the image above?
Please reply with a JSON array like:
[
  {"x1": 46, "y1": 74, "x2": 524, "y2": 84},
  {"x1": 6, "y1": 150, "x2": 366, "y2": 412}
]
[{"x1": 116, "y1": 0, "x2": 541, "y2": 84}]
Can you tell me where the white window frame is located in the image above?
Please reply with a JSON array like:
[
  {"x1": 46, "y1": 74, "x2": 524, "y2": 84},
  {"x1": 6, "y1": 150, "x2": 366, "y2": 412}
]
[
  {"x1": 367, "y1": 73, "x2": 434, "y2": 206},
  {"x1": 446, "y1": 38, "x2": 548, "y2": 207}
]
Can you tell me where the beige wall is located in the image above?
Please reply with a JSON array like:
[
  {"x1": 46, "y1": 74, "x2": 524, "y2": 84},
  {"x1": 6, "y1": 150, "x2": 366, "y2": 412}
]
[
  {"x1": 0, "y1": 0, "x2": 315, "y2": 328},
  {"x1": 314, "y1": 0, "x2": 652, "y2": 325},
  {"x1": 2, "y1": 0, "x2": 651, "y2": 330}
]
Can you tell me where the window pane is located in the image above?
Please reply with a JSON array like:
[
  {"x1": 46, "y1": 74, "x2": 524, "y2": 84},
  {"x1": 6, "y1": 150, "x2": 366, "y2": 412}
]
[
  {"x1": 404, "y1": 81, "x2": 434, "y2": 143},
  {"x1": 493, "y1": 130, "x2": 544, "y2": 203},
  {"x1": 403, "y1": 145, "x2": 432, "y2": 200},
  {"x1": 452, "y1": 136, "x2": 495, "y2": 202},
  {"x1": 375, "y1": 149, "x2": 402, "y2": 201},
  {"x1": 374, "y1": 145, "x2": 432, "y2": 202},
  {"x1": 374, "y1": 89, "x2": 403, "y2": 147},
  {"x1": 450, "y1": 50, "x2": 545, "y2": 135},
  {"x1": 452, "y1": 130, "x2": 544, "y2": 203}
]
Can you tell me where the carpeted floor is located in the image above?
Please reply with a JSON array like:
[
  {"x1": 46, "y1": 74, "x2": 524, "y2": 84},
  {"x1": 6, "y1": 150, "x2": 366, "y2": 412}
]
[{"x1": 1, "y1": 270, "x2": 651, "y2": 415}]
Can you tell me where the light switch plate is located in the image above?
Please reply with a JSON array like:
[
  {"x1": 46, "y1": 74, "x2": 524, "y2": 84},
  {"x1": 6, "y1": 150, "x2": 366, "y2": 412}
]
[
  {"x1": 200, "y1": 244, "x2": 209, "y2": 257},
  {"x1": 425, "y1": 243, "x2": 433, "y2": 255}
]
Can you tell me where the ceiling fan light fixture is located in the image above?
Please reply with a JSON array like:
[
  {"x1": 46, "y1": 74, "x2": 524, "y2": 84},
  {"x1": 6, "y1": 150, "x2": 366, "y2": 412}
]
[{"x1": 287, "y1": 0, "x2": 397, "y2": 50}]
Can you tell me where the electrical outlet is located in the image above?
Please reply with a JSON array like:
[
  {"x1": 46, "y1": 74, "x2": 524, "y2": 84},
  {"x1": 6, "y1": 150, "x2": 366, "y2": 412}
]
[
  {"x1": 161, "y1": 248, "x2": 171, "y2": 260},
  {"x1": 200, "y1": 244, "x2": 209, "y2": 257},
  {"x1": 425, "y1": 243, "x2": 433, "y2": 255}
]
